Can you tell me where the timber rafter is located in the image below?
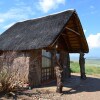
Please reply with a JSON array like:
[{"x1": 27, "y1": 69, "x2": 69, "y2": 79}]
[
  {"x1": 65, "y1": 27, "x2": 80, "y2": 36},
  {"x1": 61, "y1": 29, "x2": 72, "y2": 52},
  {"x1": 72, "y1": 14, "x2": 83, "y2": 51}
]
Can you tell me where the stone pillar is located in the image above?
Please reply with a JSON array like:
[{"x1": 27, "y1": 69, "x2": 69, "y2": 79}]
[{"x1": 79, "y1": 52, "x2": 86, "y2": 79}]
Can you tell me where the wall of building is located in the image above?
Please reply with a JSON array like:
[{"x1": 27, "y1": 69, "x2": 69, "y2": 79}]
[
  {"x1": 0, "y1": 50, "x2": 42, "y2": 87},
  {"x1": 0, "y1": 51, "x2": 30, "y2": 85},
  {"x1": 13, "y1": 52, "x2": 30, "y2": 83},
  {"x1": 29, "y1": 50, "x2": 42, "y2": 87}
]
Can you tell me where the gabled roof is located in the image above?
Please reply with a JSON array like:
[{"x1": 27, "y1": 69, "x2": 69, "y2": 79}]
[{"x1": 0, "y1": 9, "x2": 89, "y2": 53}]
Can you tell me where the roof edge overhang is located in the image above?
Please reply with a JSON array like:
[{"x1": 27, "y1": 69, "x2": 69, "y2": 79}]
[
  {"x1": 73, "y1": 11, "x2": 89, "y2": 53},
  {"x1": 49, "y1": 10, "x2": 75, "y2": 47},
  {"x1": 49, "y1": 10, "x2": 89, "y2": 53}
]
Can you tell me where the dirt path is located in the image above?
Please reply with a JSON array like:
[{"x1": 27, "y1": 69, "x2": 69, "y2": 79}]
[{"x1": 0, "y1": 73, "x2": 100, "y2": 100}]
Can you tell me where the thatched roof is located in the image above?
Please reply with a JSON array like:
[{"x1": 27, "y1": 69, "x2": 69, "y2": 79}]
[{"x1": 0, "y1": 9, "x2": 89, "y2": 53}]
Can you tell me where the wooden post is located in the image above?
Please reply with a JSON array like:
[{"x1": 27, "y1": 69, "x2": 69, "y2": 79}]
[
  {"x1": 51, "y1": 50, "x2": 56, "y2": 67},
  {"x1": 79, "y1": 52, "x2": 86, "y2": 79},
  {"x1": 66, "y1": 53, "x2": 71, "y2": 78},
  {"x1": 51, "y1": 50, "x2": 57, "y2": 78},
  {"x1": 59, "y1": 51, "x2": 65, "y2": 81},
  {"x1": 59, "y1": 52, "x2": 71, "y2": 81},
  {"x1": 51, "y1": 49, "x2": 63, "y2": 93},
  {"x1": 55, "y1": 66, "x2": 63, "y2": 93}
]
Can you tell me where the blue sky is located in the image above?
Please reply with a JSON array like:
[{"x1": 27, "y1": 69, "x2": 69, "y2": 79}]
[{"x1": 0, "y1": 0, "x2": 100, "y2": 58}]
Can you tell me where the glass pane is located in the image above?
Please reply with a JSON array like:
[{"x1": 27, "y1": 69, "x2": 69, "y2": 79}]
[{"x1": 42, "y1": 50, "x2": 51, "y2": 68}]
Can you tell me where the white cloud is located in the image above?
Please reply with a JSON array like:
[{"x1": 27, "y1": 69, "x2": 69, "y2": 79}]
[
  {"x1": 87, "y1": 33, "x2": 100, "y2": 49},
  {"x1": 38, "y1": 0, "x2": 65, "y2": 13},
  {"x1": 84, "y1": 29, "x2": 86, "y2": 33},
  {"x1": 3, "y1": 22, "x2": 15, "y2": 29},
  {"x1": 0, "y1": 6, "x2": 35, "y2": 31},
  {"x1": 0, "y1": 19, "x2": 4, "y2": 23},
  {"x1": 0, "y1": 7, "x2": 34, "y2": 22},
  {"x1": 90, "y1": 10, "x2": 98, "y2": 14},
  {"x1": 15, "y1": 1, "x2": 26, "y2": 6},
  {"x1": 89, "y1": 5, "x2": 98, "y2": 15}
]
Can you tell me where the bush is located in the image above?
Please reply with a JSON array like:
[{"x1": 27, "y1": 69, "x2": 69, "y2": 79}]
[{"x1": 0, "y1": 52, "x2": 24, "y2": 93}]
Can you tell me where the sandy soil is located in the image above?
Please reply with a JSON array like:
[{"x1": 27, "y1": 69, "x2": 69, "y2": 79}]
[{"x1": 0, "y1": 73, "x2": 100, "y2": 100}]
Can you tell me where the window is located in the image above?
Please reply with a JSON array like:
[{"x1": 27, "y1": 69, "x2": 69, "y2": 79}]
[{"x1": 42, "y1": 50, "x2": 51, "y2": 68}]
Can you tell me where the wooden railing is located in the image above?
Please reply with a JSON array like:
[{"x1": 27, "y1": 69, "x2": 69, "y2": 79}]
[{"x1": 41, "y1": 67, "x2": 56, "y2": 83}]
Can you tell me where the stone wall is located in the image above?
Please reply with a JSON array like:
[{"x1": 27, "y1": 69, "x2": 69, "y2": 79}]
[
  {"x1": 0, "y1": 50, "x2": 42, "y2": 87},
  {"x1": 0, "y1": 51, "x2": 30, "y2": 84},
  {"x1": 13, "y1": 52, "x2": 30, "y2": 83},
  {"x1": 28, "y1": 50, "x2": 42, "y2": 87}
]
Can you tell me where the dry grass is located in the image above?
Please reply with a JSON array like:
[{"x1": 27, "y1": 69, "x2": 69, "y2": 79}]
[{"x1": 0, "y1": 52, "x2": 27, "y2": 93}]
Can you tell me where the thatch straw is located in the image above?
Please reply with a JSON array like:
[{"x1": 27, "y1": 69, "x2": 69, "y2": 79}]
[{"x1": 0, "y1": 9, "x2": 89, "y2": 53}]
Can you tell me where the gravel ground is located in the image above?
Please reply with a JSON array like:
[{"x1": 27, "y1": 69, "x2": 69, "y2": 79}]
[{"x1": 0, "y1": 73, "x2": 100, "y2": 100}]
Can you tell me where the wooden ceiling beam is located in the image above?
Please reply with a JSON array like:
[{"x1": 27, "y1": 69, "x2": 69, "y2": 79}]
[
  {"x1": 63, "y1": 29, "x2": 72, "y2": 51},
  {"x1": 60, "y1": 35, "x2": 69, "y2": 51},
  {"x1": 65, "y1": 27, "x2": 80, "y2": 36}
]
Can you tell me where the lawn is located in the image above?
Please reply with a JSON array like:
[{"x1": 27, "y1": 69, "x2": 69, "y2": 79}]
[{"x1": 70, "y1": 61, "x2": 100, "y2": 75}]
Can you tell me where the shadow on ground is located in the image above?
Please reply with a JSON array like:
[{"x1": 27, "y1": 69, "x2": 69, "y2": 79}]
[
  {"x1": 0, "y1": 74, "x2": 100, "y2": 99},
  {"x1": 64, "y1": 75, "x2": 100, "y2": 94},
  {"x1": 42, "y1": 75, "x2": 100, "y2": 94}
]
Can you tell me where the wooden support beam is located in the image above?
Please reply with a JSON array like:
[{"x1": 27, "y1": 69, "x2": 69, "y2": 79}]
[
  {"x1": 58, "y1": 51, "x2": 71, "y2": 81},
  {"x1": 51, "y1": 49, "x2": 63, "y2": 93},
  {"x1": 63, "y1": 29, "x2": 72, "y2": 51},
  {"x1": 65, "y1": 27, "x2": 80, "y2": 36},
  {"x1": 79, "y1": 52, "x2": 86, "y2": 79},
  {"x1": 60, "y1": 35, "x2": 69, "y2": 51},
  {"x1": 66, "y1": 53, "x2": 71, "y2": 78}
]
